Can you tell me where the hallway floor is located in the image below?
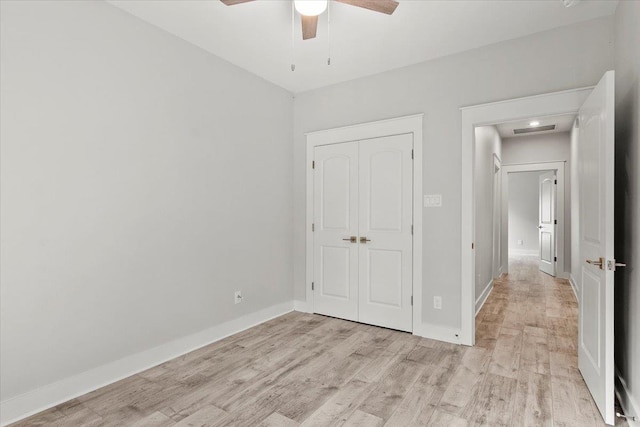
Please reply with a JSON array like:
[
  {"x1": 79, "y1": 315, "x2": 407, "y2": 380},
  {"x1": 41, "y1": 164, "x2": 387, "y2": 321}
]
[{"x1": 476, "y1": 255, "x2": 627, "y2": 426}]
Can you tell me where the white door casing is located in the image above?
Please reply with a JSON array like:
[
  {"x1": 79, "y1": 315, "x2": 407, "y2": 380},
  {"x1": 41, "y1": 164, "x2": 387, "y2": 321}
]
[
  {"x1": 492, "y1": 156, "x2": 502, "y2": 279},
  {"x1": 305, "y1": 114, "x2": 423, "y2": 337},
  {"x1": 313, "y1": 142, "x2": 359, "y2": 321},
  {"x1": 538, "y1": 171, "x2": 556, "y2": 276},
  {"x1": 358, "y1": 135, "x2": 413, "y2": 332},
  {"x1": 577, "y1": 71, "x2": 615, "y2": 426},
  {"x1": 462, "y1": 86, "x2": 593, "y2": 346}
]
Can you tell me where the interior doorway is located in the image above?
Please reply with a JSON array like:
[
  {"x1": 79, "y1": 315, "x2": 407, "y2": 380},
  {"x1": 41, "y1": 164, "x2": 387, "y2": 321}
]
[
  {"x1": 502, "y1": 161, "x2": 568, "y2": 280},
  {"x1": 462, "y1": 72, "x2": 617, "y2": 425}
]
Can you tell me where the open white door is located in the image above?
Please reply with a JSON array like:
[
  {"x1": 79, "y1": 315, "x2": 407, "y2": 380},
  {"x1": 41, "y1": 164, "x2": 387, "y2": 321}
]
[
  {"x1": 358, "y1": 134, "x2": 413, "y2": 332},
  {"x1": 538, "y1": 171, "x2": 556, "y2": 276},
  {"x1": 577, "y1": 71, "x2": 616, "y2": 425},
  {"x1": 313, "y1": 142, "x2": 359, "y2": 321}
]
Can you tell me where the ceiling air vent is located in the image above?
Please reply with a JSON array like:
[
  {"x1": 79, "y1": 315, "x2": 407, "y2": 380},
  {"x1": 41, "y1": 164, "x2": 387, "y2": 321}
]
[{"x1": 513, "y1": 125, "x2": 556, "y2": 135}]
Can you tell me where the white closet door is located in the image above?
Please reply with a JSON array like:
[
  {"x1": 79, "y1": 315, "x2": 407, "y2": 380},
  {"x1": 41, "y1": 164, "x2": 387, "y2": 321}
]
[
  {"x1": 357, "y1": 134, "x2": 413, "y2": 332},
  {"x1": 538, "y1": 171, "x2": 556, "y2": 276},
  {"x1": 313, "y1": 142, "x2": 359, "y2": 321}
]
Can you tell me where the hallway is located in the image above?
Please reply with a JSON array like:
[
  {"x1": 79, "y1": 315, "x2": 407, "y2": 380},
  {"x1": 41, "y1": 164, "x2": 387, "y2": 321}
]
[{"x1": 476, "y1": 255, "x2": 626, "y2": 426}]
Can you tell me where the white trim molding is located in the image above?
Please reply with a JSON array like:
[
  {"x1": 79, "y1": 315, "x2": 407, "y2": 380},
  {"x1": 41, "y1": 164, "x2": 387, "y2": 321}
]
[
  {"x1": 475, "y1": 279, "x2": 494, "y2": 315},
  {"x1": 569, "y1": 273, "x2": 579, "y2": 302},
  {"x1": 0, "y1": 301, "x2": 294, "y2": 427},
  {"x1": 293, "y1": 299, "x2": 312, "y2": 313},
  {"x1": 414, "y1": 322, "x2": 462, "y2": 345},
  {"x1": 460, "y1": 86, "x2": 593, "y2": 346}
]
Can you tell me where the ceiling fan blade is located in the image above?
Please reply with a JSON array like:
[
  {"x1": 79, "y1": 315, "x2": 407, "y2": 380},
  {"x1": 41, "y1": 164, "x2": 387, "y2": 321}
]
[
  {"x1": 301, "y1": 15, "x2": 318, "y2": 40},
  {"x1": 220, "y1": 0, "x2": 256, "y2": 5},
  {"x1": 335, "y1": 0, "x2": 399, "y2": 15}
]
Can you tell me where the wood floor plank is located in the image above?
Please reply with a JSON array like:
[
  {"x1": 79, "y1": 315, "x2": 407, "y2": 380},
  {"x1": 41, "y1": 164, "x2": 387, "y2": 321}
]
[
  {"x1": 383, "y1": 371, "x2": 442, "y2": 426},
  {"x1": 300, "y1": 379, "x2": 372, "y2": 427},
  {"x1": 257, "y1": 412, "x2": 300, "y2": 427},
  {"x1": 172, "y1": 404, "x2": 228, "y2": 427},
  {"x1": 467, "y1": 373, "x2": 518, "y2": 427},
  {"x1": 343, "y1": 410, "x2": 384, "y2": 427},
  {"x1": 510, "y1": 370, "x2": 553, "y2": 427},
  {"x1": 426, "y1": 409, "x2": 468, "y2": 427},
  {"x1": 130, "y1": 411, "x2": 175, "y2": 427},
  {"x1": 357, "y1": 358, "x2": 425, "y2": 421}
]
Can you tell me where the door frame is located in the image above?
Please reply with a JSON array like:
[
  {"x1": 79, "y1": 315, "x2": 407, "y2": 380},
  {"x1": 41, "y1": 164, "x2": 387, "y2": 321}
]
[
  {"x1": 460, "y1": 86, "x2": 593, "y2": 346},
  {"x1": 500, "y1": 162, "x2": 566, "y2": 279},
  {"x1": 304, "y1": 114, "x2": 424, "y2": 335},
  {"x1": 492, "y1": 154, "x2": 502, "y2": 280}
]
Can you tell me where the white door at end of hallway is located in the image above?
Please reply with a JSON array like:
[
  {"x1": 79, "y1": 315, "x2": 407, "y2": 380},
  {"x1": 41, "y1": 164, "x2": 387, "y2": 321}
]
[{"x1": 538, "y1": 171, "x2": 556, "y2": 276}]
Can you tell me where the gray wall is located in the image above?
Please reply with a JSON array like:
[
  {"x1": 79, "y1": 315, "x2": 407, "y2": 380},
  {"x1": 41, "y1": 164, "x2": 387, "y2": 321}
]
[
  {"x1": 614, "y1": 0, "x2": 640, "y2": 421},
  {"x1": 293, "y1": 17, "x2": 614, "y2": 330},
  {"x1": 503, "y1": 132, "x2": 572, "y2": 272},
  {"x1": 474, "y1": 126, "x2": 501, "y2": 299},
  {"x1": 508, "y1": 171, "x2": 543, "y2": 254},
  {"x1": 0, "y1": 1, "x2": 294, "y2": 400}
]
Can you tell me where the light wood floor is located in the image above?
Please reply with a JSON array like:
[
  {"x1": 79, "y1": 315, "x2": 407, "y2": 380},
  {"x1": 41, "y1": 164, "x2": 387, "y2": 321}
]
[{"x1": 12, "y1": 256, "x2": 627, "y2": 426}]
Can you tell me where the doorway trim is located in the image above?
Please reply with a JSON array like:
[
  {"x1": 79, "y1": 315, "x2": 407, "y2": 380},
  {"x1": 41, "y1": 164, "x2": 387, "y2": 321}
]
[
  {"x1": 460, "y1": 87, "x2": 593, "y2": 346},
  {"x1": 304, "y1": 114, "x2": 424, "y2": 334},
  {"x1": 500, "y1": 161, "x2": 567, "y2": 280}
]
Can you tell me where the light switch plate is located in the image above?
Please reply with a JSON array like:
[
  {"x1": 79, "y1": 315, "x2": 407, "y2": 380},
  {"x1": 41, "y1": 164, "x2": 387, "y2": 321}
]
[{"x1": 424, "y1": 194, "x2": 442, "y2": 208}]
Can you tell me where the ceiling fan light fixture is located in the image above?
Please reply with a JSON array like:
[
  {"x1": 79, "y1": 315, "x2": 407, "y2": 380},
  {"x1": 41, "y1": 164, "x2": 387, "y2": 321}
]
[{"x1": 294, "y1": 0, "x2": 328, "y2": 17}]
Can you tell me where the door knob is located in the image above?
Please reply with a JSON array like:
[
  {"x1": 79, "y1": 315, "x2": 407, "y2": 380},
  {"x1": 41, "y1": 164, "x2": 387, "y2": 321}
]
[
  {"x1": 360, "y1": 237, "x2": 371, "y2": 244},
  {"x1": 586, "y1": 257, "x2": 604, "y2": 270},
  {"x1": 538, "y1": 226, "x2": 543, "y2": 229},
  {"x1": 342, "y1": 236, "x2": 357, "y2": 243}
]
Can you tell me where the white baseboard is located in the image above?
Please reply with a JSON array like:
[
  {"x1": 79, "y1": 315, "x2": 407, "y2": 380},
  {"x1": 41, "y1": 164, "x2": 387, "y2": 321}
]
[
  {"x1": 293, "y1": 299, "x2": 312, "y2": 313},
  {"x1": 0, "y1": 301, "x2": 294, "y2": 427},
  {"x1": 616, "y1": 367, "x2": 640, "y2": 426},
  {"x1": 414, "y1": 322, "x2": 462, "y2": 345},
  {"x1": 475, "y1": 279, "x2": 494, "y2": 316},
  {"x1": 569, "y1": 274, "x2": 579, "y2": 302}
]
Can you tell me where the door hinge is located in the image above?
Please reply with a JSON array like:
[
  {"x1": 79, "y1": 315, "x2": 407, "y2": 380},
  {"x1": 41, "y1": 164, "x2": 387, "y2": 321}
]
[
  {"x1": 311, "y1": 282, "x2": 314, "y2": 291},
  {"x1": 411, "y1": 149, "x2": 414, "y2": 160},
  {"x1": 554, "y1": 219, "x2": 557, "y2": 225},
  {"x1": 554, "y1": 179, "x2": 557, "y2": 185},
  {"x1": 312, "y1": 160, "x2": 315, "y2": 169},
  {"x1": 312, "y1": 223, "x2": 315, "y2": 232},
  {"x1": 411, "y1": 295, "x2": 413, "y2": 306},
  {"x1": 472, "y1": 243, "x2": 475, "y2": 250},
  {"x1": 554, "y1": 256, "x2": 557, "y2": 262}
]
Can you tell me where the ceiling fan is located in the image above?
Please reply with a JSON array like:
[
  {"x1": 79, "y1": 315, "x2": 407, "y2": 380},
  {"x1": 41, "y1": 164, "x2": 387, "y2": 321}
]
[{"x1": 220, "y1": 0, "x2": 400, "y2": 40}]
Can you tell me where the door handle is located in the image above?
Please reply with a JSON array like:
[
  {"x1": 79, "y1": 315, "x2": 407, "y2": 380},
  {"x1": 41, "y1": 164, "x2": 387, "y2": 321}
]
[
  {"x1": 586, "y1": 257, "x2": 604, "y2": 270},
  {"x1": 538, "y1": 226, "x2": 543, "y2": 229},
  {"x1": 342, "y1": 236, "x2": 357, "y2": 243},
  {"x1": 607, "y1": 259, "x2": 627, "y2": 271},
  {"x1": 360, "y1": 237, "x2": 371, "y2": 244}
]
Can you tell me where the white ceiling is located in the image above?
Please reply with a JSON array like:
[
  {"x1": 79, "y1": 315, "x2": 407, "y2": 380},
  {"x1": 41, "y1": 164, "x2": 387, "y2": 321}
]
[
  {"x1": 107, "y1": 0, "x2": 618, "y2": 93},
  {"x1": 496, "y1": 113, "x2": 576, "y2": 138}
]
